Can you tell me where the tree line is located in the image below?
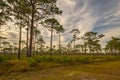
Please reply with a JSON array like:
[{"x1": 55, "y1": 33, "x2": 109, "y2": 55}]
[{"x1": 0, "y1": 0, "x2": 120, "y2": 59}]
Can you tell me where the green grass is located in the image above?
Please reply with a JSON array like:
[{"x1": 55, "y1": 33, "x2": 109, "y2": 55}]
[
  {"x1": 0, "y1": 54, "x2": 120, "y2": 80},
  {"x1": 0, "y1": 60, "x2": 120, "y2": 80}
]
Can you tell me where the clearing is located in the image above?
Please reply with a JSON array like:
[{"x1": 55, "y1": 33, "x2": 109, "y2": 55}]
[{"x1": 0, "y1": 60, "x2": 120, "y2": 80}]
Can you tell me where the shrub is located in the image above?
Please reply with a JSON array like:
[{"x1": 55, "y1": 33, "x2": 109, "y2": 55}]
[
  {"x1": 0, "y1": 56, "x2": 6, "y2": 63},
  {"x1": 76, "y1": 57, "x2": 89, "y2": 63},
  {"x1": 29, "y1": 58, "x2": 38, "y2": 67},
  {"x1": 41, "y1": 56, "x2": 55, "y2": 62},
  {"x1": 55, "y1": 56, "x2": 75, "y2": 64}
]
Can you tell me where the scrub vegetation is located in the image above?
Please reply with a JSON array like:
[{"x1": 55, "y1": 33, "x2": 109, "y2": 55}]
[{"x1": 0, "y1": 0, "x2": 120, "y2": 80}]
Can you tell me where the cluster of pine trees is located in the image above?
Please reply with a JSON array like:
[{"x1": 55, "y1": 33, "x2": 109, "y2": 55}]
[{"x1": 0, "y1": 0, "x2": 120, "y2": 59}]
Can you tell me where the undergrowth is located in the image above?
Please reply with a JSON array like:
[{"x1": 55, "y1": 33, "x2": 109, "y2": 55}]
[{"x1": 0, "y1": 54, "x2": 120, "y2": 75}]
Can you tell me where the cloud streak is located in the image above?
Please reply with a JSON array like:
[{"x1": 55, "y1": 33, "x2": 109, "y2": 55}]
[
  {"x1": 1, "y1": 0, "x2": 120, "y2": 48},
  {"x1": 56, "y1": 0, "x2": 120, "y2": 47}
]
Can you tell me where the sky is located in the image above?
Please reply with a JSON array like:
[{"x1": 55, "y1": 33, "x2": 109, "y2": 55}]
[
  {"x1": 56, "y1": 0, "x2": 120, "y2": 47},
  {"x1": 1, "y1": 0, "x2": 120, "y2": 48}
]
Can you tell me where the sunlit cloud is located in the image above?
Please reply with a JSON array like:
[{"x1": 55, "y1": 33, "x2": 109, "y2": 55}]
[
  {"x1": 56, "y1": 0, "x2": 120, "y2": 47},
  {"x1": 1, "y1": 0, "x2": 120, "y2": 47}
]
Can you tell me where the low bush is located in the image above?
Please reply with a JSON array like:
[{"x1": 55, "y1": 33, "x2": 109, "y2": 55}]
[
  {"x1": 0, "y1": 56, "x2": 6, "y2": 63},
  {"x1": 76, "y1": 57, "x2": 90, "y2": 63},
  {"x1": 28, "y1": 58, "x2": 38, "y2": 67},
  {"x1": 55, "y1": 56, "x2": 75, "y2": 64}
]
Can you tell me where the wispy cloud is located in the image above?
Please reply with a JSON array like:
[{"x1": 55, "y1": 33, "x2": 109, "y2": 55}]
[
  {"x1": 1, "y1": 0, "x2": 120, "y2": 47},
  {"x1": 56, "y1": 0, "x2": 120, "y2": 47}
]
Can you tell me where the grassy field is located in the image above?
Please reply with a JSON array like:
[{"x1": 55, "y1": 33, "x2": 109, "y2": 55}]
[{"x1": 0, "y1": 55, "x2": 120, "y2": 80}]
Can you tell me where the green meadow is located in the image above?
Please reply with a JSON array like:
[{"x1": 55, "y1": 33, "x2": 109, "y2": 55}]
[{"x1": 0, "y1": 54, "x2": 120, "y2": 80}]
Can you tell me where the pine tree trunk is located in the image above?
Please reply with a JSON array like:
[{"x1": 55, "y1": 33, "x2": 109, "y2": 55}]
[
  {"x1": 89, "y1": 43, "x2": 92, "y2": 54},
  {"x1": 18, "y1": 26, "x2": 22, "y2": 59},
  {"x1": 0, "y1": 39, "x2": 1, "y2": 52},
  {"x1": 50, "y1": 27, "x2": 53, "y2": 53},
  {"x1": 85, "y1": 45, "x2": 87, "y2": 53},
  {"x1": 28, "y1": 1, "x2": 34, "y2": 57},
  {"x1": 74, "y1": 39, "x2": 75, "y2": 50},
  {"x1": 26, "y1": 27, "x2": 29, "y2": 57},
  {"x1": 28, "y1": 19, "x2": 34, "y2": 57},
  {"x1": 34, "y1": 33, "x2": 37, "y2": 56},
  {"x1": 59, "y1": 32, "x2": 60, "y2": 50}
]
